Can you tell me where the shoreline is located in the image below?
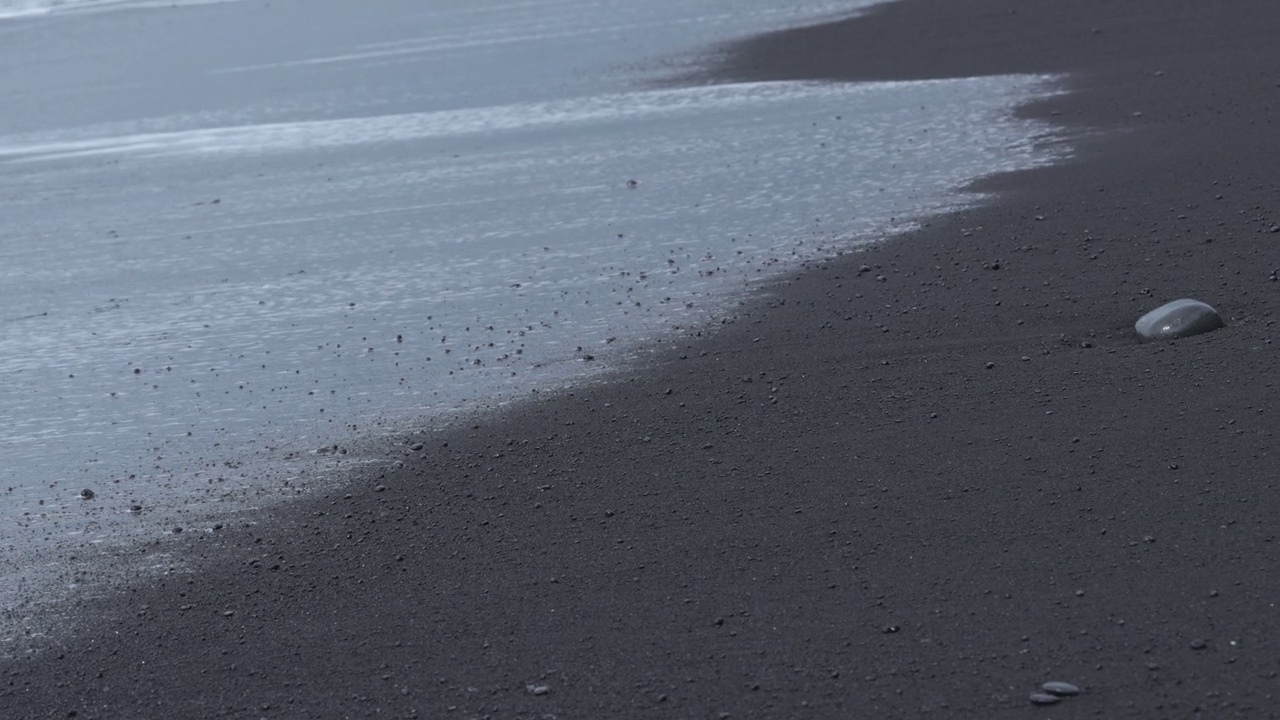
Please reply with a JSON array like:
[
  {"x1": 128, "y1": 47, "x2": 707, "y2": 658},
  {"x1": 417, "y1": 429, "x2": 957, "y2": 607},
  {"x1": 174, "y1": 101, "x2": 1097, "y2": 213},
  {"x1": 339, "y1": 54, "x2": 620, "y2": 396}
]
[{"x1": 5, "y1": 1, "x2": 1280, "y2": 717}]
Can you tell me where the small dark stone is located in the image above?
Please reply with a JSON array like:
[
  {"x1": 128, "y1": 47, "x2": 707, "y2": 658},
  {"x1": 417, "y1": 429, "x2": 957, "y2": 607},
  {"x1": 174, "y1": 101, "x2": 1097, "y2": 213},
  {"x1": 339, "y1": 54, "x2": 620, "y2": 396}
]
[
  {"x1": 129, "y1": 504, "x2": 142, "y2": 513},
  {"x1": 172, "y1": 527, "x2": 183, "y2": 534},
  {"x1": 79, "y1": 488, "x2": 95, "y2": 500},
  {"x1": 1190, "y1": 638, "x2": 1208, "y2": 650}
]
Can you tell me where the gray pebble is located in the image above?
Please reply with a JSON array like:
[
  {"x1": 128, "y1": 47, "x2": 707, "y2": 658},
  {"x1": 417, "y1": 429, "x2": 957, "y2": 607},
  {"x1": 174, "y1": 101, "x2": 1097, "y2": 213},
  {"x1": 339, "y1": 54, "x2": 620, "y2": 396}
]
[
  {"x1": 1190, "y1": 638, "x2": 1208, "y2": 650},
  {"x1": 79, "y1": 488, "x2": 94, "y2": 500},
  {"x1": 1029, "y1": 692, "x2": 1060, "y2": 705},
  {"x1": 526, "y1": 685, "x2": 551, "y2": 696},
  {"x1": 1134, "y1": 298, "x2": 1223, "y2": 341},
  {"x1": 1042, "y1": 681, "x2": 1081, "y2": 696}
]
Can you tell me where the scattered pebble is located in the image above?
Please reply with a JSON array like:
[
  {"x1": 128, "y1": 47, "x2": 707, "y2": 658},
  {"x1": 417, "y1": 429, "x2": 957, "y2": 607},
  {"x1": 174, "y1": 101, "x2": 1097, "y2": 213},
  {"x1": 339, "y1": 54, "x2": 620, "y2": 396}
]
[
  {"x1": 1190, "y1": 638, "x2": 1208, "y2": 650},
  {"x1": 1029, "y1": 692, "x2": 1060, "y2": 705},
  {"x1": 1042, "y1": 681, "x2": 1081, "y2": 696},
  {"x1": 526, "y1": 685, "x2": 551, "y2": 696},
  {"x1": 79, "y1": 488, "x2": 94, "y2": 500}
]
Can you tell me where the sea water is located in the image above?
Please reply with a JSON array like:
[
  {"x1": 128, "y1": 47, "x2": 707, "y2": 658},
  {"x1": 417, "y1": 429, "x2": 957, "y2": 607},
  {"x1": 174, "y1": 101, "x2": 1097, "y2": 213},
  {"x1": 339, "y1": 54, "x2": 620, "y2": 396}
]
[{"x1": 0, "y1": 0, "x2": 1066, "y2": 641}]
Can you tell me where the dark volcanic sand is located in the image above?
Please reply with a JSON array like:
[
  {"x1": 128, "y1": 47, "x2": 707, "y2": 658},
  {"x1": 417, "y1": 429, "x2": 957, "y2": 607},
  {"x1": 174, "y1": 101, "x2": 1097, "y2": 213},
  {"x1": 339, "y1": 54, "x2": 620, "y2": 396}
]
[{"x1": 5, "y1": 1, "x2": 1280, "y2": 718}]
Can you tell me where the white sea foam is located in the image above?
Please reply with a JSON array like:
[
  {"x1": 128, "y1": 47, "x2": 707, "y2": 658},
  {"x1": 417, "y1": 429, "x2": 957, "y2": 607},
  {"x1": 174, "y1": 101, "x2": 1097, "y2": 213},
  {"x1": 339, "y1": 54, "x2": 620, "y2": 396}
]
[
  {"x1": 0, "y1": 0, "x2": 240, "y2": 20},
  {"x1": 0, "y1": 79, "x2": 1040, "y2": 163}
]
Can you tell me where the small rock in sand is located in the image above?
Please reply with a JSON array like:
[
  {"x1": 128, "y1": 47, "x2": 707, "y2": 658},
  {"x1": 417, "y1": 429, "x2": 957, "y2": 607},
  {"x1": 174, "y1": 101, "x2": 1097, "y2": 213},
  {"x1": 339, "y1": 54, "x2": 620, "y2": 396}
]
[
  {"x1": 1029, "y1": 692, "x2": 1060, "y2": 705},
  {"x1": 79, "y1": 488, "x2": 95, "y2": 500},
  {"x1": 1134, "y1": 298, "x2": 1223, "y2": 341},
  {"x1": 1042, "y1": 681, "x2": 1081, "y2": 696}
]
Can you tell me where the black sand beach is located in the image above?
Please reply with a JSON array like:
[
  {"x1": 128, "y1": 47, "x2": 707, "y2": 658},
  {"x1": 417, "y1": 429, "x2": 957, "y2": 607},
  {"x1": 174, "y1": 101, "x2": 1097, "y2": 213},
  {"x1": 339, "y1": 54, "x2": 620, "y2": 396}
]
[{"x1": 4, "y1": 1, "x2": 1279, "y2": 717}]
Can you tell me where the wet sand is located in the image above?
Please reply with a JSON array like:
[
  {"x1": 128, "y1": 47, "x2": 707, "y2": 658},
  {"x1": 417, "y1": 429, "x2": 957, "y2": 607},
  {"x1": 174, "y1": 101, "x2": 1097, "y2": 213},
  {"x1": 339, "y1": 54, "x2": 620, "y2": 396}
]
[{"x1": 4, "y1": 0, "x2": 1280, "y2": 717}]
